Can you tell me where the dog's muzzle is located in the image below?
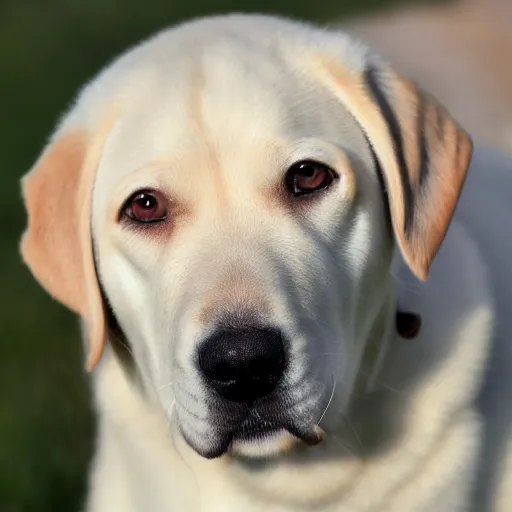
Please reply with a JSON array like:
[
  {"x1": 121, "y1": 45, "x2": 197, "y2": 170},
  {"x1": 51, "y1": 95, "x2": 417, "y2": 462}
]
[{"x1": 182, "y1": 325, "x2": 324, "y2": 458}]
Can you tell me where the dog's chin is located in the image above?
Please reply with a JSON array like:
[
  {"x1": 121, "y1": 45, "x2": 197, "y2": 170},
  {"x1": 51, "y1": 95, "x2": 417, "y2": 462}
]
[
  {"x1": 229, "y1": 428, "x2": 302, "y2": 458},
  {"x1": 182, "y1": 423, "x2": 326, "y2": 460},
  {"x1": 230, "y1": 422, "x2": 326, "y2": 459}
]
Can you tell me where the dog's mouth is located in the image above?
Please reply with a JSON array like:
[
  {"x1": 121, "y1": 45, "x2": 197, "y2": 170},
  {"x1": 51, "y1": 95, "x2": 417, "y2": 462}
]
[
  {"x1": 175, "y1": 377, "x2": 331, "y2": 459},
  {"x1": 181, "y1": 410, "x2": 326, "y2": 459}
]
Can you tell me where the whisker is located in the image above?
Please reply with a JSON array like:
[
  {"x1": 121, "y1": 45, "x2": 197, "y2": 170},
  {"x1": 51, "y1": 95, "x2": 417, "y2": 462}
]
[
  {"x1": 342, "y1": 414, "x2": 363, "y2": 449},
  {"x1": 357, "y1": 368, "x2": 404, "y2": 394},
  {"x1": 328, "y1": 431, "x2": 359, "y2": 458},
  {"x1": 117, "y1": 339, "x2": 158, "y2": 394},
  {"x1": 115, "y1": 337, "x2": 180, "y2": 434},
  {"x1": 317, "y1": 375, "x2": 337, "y2": 426},
  {"x1": 165, "y1": 399, "x2": 176, "y2": 419}
]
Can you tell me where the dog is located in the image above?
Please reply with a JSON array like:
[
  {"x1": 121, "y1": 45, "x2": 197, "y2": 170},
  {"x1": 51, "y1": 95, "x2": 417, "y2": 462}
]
[{"x1": 19, "y1": 14, "x2": 512, "y2": 511}]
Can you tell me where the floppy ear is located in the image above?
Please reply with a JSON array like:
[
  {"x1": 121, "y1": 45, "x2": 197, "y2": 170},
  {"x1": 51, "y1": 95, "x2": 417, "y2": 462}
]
[
  {"x1": 20, "y1": 123, "x2": 107, "y2": 371},
  {"x1": 318, "y1": 57, "x2": 473, "y2": 280}
]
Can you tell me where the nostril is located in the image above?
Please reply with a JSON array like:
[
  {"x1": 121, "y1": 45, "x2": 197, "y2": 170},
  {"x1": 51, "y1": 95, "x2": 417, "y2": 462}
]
[{"x1": 197, "y1": 327, "x2": 286, "y2": 403}]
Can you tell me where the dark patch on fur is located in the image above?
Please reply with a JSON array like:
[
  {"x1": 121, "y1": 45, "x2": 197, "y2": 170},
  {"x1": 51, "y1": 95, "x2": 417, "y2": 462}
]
[{"x1": 364, "y1": 65, "x2": 414, "y2": 235}]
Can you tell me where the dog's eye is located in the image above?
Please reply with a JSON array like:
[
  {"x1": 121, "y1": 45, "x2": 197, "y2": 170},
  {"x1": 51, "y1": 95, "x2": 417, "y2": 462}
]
[
  {"x1": 122, "y1": 190, "x2": 168, "y2": 224},
  {"x1": 285, "y1": 161, "x2": 336, "y2": 197}
]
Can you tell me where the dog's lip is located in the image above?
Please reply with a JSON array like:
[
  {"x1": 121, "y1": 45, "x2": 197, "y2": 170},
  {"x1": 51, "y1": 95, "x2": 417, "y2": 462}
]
[
  {"x1": 182, "y1": 421, "x2": 325, "y2": 459},
  {"x1": 289, "y1": 423, "x2": 326, "y2": 445},
  {"x1": 177, "y1": 399, "x2": 326, "y2": 459},
  {"x1": 230, "y1": 418, "x2": 325, "y2": 448}
]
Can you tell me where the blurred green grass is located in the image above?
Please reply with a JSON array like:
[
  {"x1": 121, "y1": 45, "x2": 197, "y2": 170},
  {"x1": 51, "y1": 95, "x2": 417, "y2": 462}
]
[{"x1": 0, "y1": 0, "x2": 443, "y2": 510}]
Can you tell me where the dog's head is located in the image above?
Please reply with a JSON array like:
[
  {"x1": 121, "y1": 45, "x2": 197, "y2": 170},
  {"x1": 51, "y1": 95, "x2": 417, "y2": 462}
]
[{"x1": 20, "y1": 15, "x2": 472, "y2": 460}]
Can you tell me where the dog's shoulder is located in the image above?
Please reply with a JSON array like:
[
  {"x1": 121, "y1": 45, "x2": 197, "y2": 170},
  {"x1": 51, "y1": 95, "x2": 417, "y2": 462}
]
[
  {"x1": 459, "y1": 146, "x2": 512, "y2": 511},
  {"x1": 429, "y1": 144, "x2": 512, "y2": 511}
]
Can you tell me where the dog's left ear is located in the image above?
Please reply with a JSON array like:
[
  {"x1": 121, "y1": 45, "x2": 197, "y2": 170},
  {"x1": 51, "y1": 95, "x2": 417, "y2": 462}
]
[
  {"x1": 318, "y1": 57, "x2": 473, "y2": 280},
  {"x1": 20, "y1": 114, "x2": 111, "y2": 371}
]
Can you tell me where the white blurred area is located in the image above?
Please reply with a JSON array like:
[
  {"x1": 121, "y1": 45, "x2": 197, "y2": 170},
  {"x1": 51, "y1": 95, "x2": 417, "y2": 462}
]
[{"x1": 341, "y1": 0, "x2": 512, "y2": 153}]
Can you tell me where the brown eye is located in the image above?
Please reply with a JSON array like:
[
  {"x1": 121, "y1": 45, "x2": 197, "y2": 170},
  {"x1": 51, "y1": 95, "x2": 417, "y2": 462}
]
[
  {"x1": 122, "y1": 190, "x2": 168, "y2": 224},
  {"x1": 285, "y1": 160, "x2": 336, "y2": 197}
]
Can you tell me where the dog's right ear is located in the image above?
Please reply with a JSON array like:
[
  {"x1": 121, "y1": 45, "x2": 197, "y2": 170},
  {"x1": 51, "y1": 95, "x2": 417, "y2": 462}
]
[
  {"x1": 20, "y1": 119, "x2": 109, "y2": 371},
  {"x1": 312, "y1": 48, "x2": 472, "y2": 280}
]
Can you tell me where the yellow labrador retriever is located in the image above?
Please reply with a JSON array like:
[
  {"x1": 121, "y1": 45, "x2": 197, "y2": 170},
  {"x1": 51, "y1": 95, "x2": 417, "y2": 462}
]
[{"x1": 19, "y1": 14, "x2": 512, "y2": 512}]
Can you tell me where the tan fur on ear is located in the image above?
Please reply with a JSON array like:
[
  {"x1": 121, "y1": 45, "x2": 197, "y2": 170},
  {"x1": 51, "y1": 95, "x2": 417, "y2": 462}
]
[
  {"x1": 316, "y1": 57, "x2": 473, "y2": 280},
  {"x1": 21, "y1": 127, "x2": 107, "y2": 371}
]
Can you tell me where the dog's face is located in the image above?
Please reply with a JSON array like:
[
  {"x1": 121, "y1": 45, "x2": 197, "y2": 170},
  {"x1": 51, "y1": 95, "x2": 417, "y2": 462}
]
[
  {"x1": 91, "y1": 44, "x2": 392, "y2": 457},
  {"x1": 19, "y1": 15, "x2": 472, "y2": 460}
]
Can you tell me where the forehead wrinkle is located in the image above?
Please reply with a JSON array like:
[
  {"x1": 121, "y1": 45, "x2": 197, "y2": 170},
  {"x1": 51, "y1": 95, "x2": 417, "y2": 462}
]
[
  {"x1": 187, "y1": 56, "x2": 206, "y2": 135},
  {"x1": 185, "y1": 53, "x2": 227, "y2": 209}
]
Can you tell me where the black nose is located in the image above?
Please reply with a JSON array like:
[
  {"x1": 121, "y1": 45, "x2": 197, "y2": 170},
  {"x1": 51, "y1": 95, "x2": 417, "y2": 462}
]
[{"x1": 197, "y1": 327, "x2": 286, "y2": 403}]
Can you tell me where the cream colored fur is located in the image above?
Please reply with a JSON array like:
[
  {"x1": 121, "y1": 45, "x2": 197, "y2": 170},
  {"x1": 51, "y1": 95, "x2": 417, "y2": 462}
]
[{"x1": 19, "y1": 14, "x2": 512, "y2": 511}]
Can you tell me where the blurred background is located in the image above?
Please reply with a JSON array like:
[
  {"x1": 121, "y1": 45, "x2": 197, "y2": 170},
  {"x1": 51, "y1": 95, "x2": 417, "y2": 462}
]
[{"x1": 1, "y1": 0, "x2": 510, "y2": 510}]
